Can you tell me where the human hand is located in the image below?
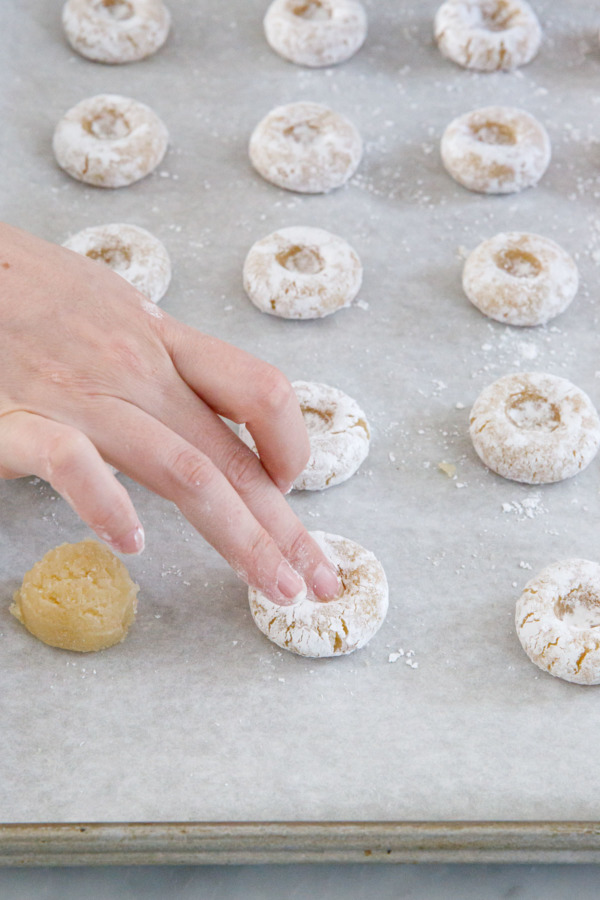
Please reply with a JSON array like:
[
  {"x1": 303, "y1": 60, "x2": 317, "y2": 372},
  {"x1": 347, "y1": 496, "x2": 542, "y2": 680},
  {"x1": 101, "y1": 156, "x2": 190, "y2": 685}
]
[{"x1": 0, "y1": 223, "x2": 341, "y2": 605}]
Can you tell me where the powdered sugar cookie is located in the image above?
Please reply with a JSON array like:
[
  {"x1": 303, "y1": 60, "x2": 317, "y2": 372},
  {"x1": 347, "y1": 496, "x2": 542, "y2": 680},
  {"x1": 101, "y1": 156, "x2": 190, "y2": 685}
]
[
  {"x1": 441, "y1": 106, "x2": 550, "y2": 194},
  {"x1": 434, "y1": 0, "x2": 541, "y2": 71},
  {"x1": 516, "y1": 559, "x2": 600, "y2": 685},
  {"x1": 63, "y1": 223, "x2": 171, "y2": 303},
  {"x1": 264, "y1": 0, "x2": 367, "y2": 67},
  {"x1": 469, "y1": 372, "x2": 600, "y2": 484},
  {"x1": 62, "y1": 0, "x2": 171, "y2": 64},
  {"x1": 243, "y1": 226, "x2": 362, "y2": 319},
  {"x1": 53, "y1": 94, "x2": 168, "y2": 188},
  {"x1": 463, "y1": 232, "x2": 578, "y2": 326},
  {"x1": 240, "y1": 380, "x2": 370, "y2": 490},
  {"x1": 248, "y1": 531, "x2": 388, "y2": 657},
  {"x1": 249, "y1": 101, "x2": 362, "y2": 193}
]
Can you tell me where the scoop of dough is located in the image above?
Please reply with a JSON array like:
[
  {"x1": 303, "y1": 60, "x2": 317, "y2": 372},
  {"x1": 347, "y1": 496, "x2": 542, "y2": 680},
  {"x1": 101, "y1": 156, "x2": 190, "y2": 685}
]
[{"x1": 10, "y1": 540, "x2": 139, "y2": 652}]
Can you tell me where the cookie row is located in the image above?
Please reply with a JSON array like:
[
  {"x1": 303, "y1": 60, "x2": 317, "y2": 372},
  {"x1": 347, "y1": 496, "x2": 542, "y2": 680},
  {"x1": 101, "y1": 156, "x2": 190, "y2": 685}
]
[
  {"x1": 431, "y1": 6, "x2": 600, "y2": 686},
  {"x1": 52, "y1": 89, "x2": 556, "y2": 199},
  {"x1": 61, "y1": 0, "x2": 549, "y2": 73}
]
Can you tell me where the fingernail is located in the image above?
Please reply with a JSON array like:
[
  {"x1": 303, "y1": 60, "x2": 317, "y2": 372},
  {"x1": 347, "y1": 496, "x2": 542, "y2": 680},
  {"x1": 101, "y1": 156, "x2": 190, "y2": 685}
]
[
  {"x1": 131, "y1": 525, "x2": 145, "y2": 554},
  {"x1": 313, "y1": 562, "x2": 342, "y2": 602},
  {"x1": 113, "y1": 524, "x2": 145, "y2": 555},
  {"x1": 276, "y1": 479, "x2": 294, "y2": 495},
  {"x1": 275, "y1": 560, "x2": 307, "y2": 605}
]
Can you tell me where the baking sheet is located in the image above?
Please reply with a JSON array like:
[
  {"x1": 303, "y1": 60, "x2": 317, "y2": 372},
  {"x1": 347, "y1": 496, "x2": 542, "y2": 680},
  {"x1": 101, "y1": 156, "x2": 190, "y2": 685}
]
[{"x1": 3, "y1": 0, "x2": 600, "y2": 849}]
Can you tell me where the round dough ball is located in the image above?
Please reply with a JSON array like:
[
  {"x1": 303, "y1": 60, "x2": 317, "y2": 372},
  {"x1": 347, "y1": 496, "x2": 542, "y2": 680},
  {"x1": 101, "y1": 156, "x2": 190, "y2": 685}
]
[
  {"x1": 462, "y1": 232, "x2": 578, "y2": 326},
  {"x1": 434, "y1": 0, "x2": 541, "y2": 71},
  {"x1": 264, "y1": 0, "x2": 367, "y2": 67},
  {"x1": 516, "y1": 559, "x2": 600, "y2": 685},
  {"x1": 441, "y1": 105, "x2": 550, "y2": 194},
  {"x1": 249, "y1": 101, "x2": 363, "y2": 193},
  {"x1": 62, "y1": 0, "x2": 171, "y2": 64},
  {"x1": 63, "y1": 223, "x2": 171, "y2": 303},
  {"x1": 469, "y1": 372, "x2": 600, "y2": 484},
  {"x1": 248, "y1": 531, "x2": 388, "y2": 657},
  {"x1": 53, "y1": 93, "x2": 169, "y2": 188},
  {"x1": 10, "y1": 540, "x2": 139, "y2": 652},
  {"x1": 239, "y1": 380, "x2": 370, "y2": 490},
  {"x1": 243, "y1": 226, "x2": 362, "y2": 319}
]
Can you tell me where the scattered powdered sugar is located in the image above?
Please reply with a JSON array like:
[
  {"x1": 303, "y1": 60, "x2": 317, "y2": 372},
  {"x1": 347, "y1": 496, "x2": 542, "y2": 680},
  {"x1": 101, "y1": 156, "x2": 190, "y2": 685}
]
[
  {"x1": 388, "y1": 648, "x2": 419, "y2": 669},
  {"x1": 518, "y1": 341, "x2": 539, "y2": 361},
  {"x1": 587, "y1": 216, "x2": 600, "y2": 265},
  {"x1": 501, "y1": 494, "x2": 548, "y2": 520},
  {"x1": 468, "y1": 322, "x2": 576, "y2": 378}
]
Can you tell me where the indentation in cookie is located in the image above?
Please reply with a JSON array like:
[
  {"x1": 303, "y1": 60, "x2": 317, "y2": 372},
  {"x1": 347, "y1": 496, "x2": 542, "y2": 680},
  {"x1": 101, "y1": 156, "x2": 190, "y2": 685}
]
[
  {"x1": 554, "y1": 587, "x2": 600, "y2": 630},
  {"x1": 505, "y1": 390, "x2": 561, "y2": 432}
]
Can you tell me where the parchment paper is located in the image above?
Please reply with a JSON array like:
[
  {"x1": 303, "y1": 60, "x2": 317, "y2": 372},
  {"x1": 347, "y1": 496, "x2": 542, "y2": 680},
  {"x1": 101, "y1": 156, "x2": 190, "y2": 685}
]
[{"x1": 2, "y1": 0, "x2": 600, "y2": 825}]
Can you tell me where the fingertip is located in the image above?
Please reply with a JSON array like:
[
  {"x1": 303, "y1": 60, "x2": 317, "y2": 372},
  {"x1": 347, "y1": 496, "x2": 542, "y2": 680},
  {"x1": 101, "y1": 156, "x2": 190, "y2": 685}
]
[
  {"x1": 269, "y1": 559, "x2": 307, "y2": 606},
  {"x1": 107, "y1": 524, "x2": 145, "y2": 556},
  {"x1": 312, "y1": 561, "x2": 342, "y2": 602}
]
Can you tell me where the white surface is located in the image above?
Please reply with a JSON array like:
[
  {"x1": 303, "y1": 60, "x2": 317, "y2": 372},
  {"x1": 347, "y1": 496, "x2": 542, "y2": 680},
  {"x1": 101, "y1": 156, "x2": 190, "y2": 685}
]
[
  {"x1": 2, "y1": 0, "x2": 600, "y2": 834},
  {"x1": 1, "y1": 864, "x2": 600, "y2": 899}
]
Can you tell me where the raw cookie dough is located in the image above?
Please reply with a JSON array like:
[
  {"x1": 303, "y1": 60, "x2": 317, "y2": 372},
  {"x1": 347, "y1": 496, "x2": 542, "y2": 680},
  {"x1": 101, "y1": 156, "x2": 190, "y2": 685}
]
[
  {"x1": 63, "y1": 223, "x2": 172, "y2": 303},
  {"x1": 248, "y1": 530, "x2": 388, "y2": 657},
  {"x1": 243, "y1": 226, "x2": 362, "y2": 319},
  {"x1": 249, "y1": 101, "x2": 362, "y2": 193},
  {"x1": 62, "y1": 0, "x2": 171, "y2": 64},
  {"x1": 10, "y1": 540, "x2": 139, "y2": 652},
  {"x1": 53, "y1": 93, "x2": 169, "y2": 188},
  {"x1": 516, "y1": 559, "x2": 600, "y2": 685},
  {"x1": 264, "y1": 0, "x2": 367, "y2": 67},
  {"x1": 434, "y1": 0, "x2": 541, "y2": 71},
  {"x1": 462, "y1": 232, "x2": 578, "y2": 326},
  {"x1": 239, "y1": 380, "x2": 370, "y2": 490},
  {"x1": 441, "y1": 105, "x2": 550, "y2": 194},
  {"x1": 469, "y1": 372, "x2": 600, "y2": 484}
]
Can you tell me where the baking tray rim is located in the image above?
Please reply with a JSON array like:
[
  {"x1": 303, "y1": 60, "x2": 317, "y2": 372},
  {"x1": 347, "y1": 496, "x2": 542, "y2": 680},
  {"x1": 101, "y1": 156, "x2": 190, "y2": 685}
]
[{"x1": 2, "y1": 820, "x2": 600, "y2": 866}]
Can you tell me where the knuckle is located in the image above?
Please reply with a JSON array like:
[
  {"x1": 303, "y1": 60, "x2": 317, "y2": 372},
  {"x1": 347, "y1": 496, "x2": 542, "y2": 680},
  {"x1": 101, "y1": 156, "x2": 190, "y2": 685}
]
[
  {"x1": 285, "y1": 526, "x2": 312, "y2": 565},
  {"x1": 109, "y1": 335, "x2": 151, "y2": 379},
  {"x1": 43, "y1": 429, "x2": 89, "y2": 483},
  {"x1": 254, "y1": 366, "x2": 295, "y2": 419},
  {"x1": 245, "y1": 527, "x2": 276, "y2": 570},
  {"x1": 225, "y1": 445, "x2": 263, "y2": 497},
  {"x1": 168, "y1": 447, "x2": 214, "y2": 494}
]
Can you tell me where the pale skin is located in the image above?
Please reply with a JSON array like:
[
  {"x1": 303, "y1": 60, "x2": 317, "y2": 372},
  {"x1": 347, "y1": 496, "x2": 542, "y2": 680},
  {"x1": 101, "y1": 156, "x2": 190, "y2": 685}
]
[{"x1": 0, "y1": 222, "x2": 341, "y2": 605}]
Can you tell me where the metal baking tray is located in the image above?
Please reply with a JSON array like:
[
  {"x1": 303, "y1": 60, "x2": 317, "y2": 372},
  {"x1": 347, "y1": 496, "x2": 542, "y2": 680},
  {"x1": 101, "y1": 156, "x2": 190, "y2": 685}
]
[{"x1": 3, "y1": 0, "x2": 600, "y2": 864}]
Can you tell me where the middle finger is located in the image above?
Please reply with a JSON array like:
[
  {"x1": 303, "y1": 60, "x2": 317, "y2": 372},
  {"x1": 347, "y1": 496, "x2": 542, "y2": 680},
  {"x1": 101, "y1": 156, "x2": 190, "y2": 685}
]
[{"x1": 80, "y1": 379, "x2": 341, "y2": 601}]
